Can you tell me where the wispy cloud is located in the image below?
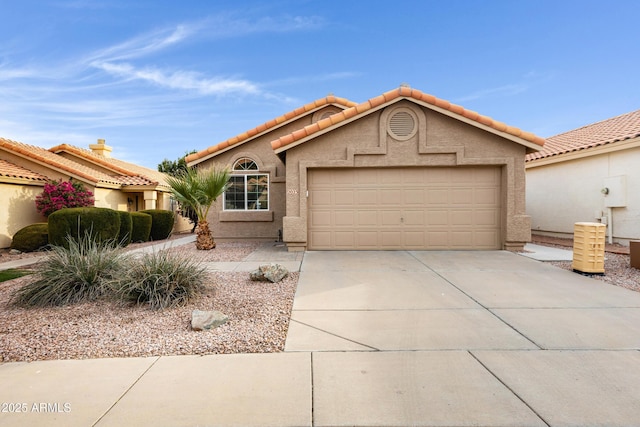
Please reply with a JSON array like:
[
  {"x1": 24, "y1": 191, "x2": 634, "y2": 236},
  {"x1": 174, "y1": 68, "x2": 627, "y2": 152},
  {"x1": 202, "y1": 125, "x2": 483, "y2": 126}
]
[
  {"x1": 454, "y1": 83, "x2": 528, "y2": 103},
  {"x1": 92, "y1": 62, "x2": 260, "y2": 96},
  {"x1": 86, "y1": 25, "x2": 195, "y2": 63}
]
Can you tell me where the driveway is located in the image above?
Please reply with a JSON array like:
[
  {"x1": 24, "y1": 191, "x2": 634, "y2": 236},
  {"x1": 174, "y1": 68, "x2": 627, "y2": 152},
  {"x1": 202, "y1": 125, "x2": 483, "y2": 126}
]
[{"x1": 285, "y1": 250, "x2": 640, "y2": 426}]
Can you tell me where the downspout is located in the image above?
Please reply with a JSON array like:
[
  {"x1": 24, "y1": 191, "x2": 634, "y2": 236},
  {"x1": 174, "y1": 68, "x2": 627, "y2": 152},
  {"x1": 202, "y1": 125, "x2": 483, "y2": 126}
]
[{"x1": 607, "y1": 207, "x2": 613, "y2": 244}]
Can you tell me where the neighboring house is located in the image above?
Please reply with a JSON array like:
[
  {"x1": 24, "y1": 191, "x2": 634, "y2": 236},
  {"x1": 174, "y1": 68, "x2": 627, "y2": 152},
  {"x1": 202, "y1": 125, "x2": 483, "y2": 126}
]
[
  {"x1": 526, "y1": 109, "x2": 640, "y2": 245},
  {"x1": 0, "y1": 138, "x2": 188, "y2": 248},
  {"x1": 188, "y1": 86, "x2": 545, "y2": 251}
]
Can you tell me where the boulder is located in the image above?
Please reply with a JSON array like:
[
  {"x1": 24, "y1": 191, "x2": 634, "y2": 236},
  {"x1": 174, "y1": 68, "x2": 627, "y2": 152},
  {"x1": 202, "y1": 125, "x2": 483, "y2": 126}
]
[
  {"x1": 191, "y1": 310, "x2": 228, "y2": 331},
  {"x1": 250, "y1": 263, "x2": 289, "y2": 283}
]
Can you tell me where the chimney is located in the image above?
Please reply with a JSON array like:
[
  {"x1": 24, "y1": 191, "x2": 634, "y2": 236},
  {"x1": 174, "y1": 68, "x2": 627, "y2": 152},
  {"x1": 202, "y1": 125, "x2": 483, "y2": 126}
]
[{"x1": 89, "y1": 138, "x2": 113, "y2": 158}]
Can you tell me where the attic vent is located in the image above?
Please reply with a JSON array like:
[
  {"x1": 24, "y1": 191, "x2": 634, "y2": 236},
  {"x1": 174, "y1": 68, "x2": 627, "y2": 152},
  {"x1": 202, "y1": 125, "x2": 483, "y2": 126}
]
[
  {"x1": 388, "y1": 109, "x2": 417, "y2": 140},
  {"x1": 319, "y1": 111, "x2": 334, "y2": 120}
]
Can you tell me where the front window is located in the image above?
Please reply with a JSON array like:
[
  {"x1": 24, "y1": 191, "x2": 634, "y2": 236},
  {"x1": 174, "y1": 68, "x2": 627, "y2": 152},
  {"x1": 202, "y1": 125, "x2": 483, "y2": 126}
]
[{"x1": 224, "y1": 158, "x2": 269, "y2": 210}]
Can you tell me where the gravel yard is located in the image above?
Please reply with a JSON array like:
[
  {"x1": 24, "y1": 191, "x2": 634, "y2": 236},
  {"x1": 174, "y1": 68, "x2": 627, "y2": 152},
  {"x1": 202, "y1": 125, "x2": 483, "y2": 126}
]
[
  {"x1": 0, "y1": 240, "x2": 298, "y2": 363},
  {"x1": 548, "y1": 252, "x2": 640, "y2": 293},
  {"x1": 1, "y1": 238, "x2": 638, "y2": 363}
]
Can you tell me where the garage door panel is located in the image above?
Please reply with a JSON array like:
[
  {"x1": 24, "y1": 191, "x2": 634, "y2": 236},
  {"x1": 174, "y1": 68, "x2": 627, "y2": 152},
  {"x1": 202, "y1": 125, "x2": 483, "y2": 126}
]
[
  {"x1": 357, "y1": 211, "x2": 378, "y2": 226},
  {"x1": 308, "y1": 167, "x2": 501, "y2": 250},
  {"x1": 358, "y1": 190, "x2": 378, "y2": 205},
  {"x1": 310, "y1": 211, "x2": 332, "y2": 227},
  {"x1": 381, "y1": 231, "x2": 402, "y2": 247},
  {"x1": 380, "y1": 189, "x2": 402, "y2": 205},
  {"x1": 427, "y1": 189, "x2": 450, "y2": 204},
  {"x1": 334, "y1": 190, "x2": 354, "y2": 206},
  {"x1": 334, "y1": 231, "x2": 356, "y2": 247},
  {"x1": 404, "y1": 189, "x2": 425, "y2": 204},
  {"x1": 451, "y1": 189, "x2": 473, "y2": 204},
  {"x1": 334, "y1": 211, "x2": 355, "y2": 226},
  {"x1": 357, "y1": 231, "x2": 378, "y2": 247},
  {"x1": 381, "y1": 211, "x2": 402, "y2": 225},
  {"x1": 310, "y1": 231, "x2": 332, "y2": 248},
  {"x1": 476, "y1": 209, "x2": 500, "y2": 226},
  {"x1": 312, "y1": 190, "x2": 332, "y2": 206},
  {"x1": 404, "y1": 210, "x2": 425, "y2": 226}
]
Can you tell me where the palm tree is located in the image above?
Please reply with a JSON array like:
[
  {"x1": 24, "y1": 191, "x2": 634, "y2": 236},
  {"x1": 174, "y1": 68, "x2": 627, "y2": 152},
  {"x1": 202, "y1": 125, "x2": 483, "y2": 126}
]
[{"x1": 165, "y1": 165, "x2": 230, "y2": 250}]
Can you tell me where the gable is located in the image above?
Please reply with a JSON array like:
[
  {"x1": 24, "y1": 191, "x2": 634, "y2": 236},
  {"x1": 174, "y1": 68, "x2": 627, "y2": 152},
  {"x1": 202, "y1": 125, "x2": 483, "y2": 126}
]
[
  {"x1": 186, "y1": 95, "x2": 356, "y2": 166},
  {"x1": 272, "y1": 86, "x2": 545, "y2": 154}
]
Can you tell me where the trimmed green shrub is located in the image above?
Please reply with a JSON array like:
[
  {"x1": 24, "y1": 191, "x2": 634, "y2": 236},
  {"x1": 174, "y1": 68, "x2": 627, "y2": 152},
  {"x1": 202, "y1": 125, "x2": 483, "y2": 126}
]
[
  {"x1": 130, "y1": 212, "x2": 152, "y2": 243},
  {"x1": 117, "y1": 211, "x2": 133, "y2": 247},
  {"x1": 48, "y1": 207, "x2": 120, "y2": 247},
  {"x1": 10, "y1": 223, "x2": 49, "y2": 252},
  {"x1": 140, "y1": 209, "x2": 175, "y2": 241},
  {"x1": 114, "y1": 250, "x2": 207, "y2": 309},
  {"x1": 12, "y1": 233, "x2": 129, "y2": 307}
]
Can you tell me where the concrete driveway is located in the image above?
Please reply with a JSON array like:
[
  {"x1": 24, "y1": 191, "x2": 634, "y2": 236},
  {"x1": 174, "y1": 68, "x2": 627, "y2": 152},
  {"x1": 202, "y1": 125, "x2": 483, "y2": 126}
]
[{"x1": 286, "y1": 250, "x2": 640, "y2": 426}]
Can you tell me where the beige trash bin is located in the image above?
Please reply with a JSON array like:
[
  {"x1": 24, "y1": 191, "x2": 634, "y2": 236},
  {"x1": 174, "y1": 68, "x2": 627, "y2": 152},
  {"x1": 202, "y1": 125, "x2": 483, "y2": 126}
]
[{"x1": 572, "y1": 222, "x2": 606, "y2": 274}]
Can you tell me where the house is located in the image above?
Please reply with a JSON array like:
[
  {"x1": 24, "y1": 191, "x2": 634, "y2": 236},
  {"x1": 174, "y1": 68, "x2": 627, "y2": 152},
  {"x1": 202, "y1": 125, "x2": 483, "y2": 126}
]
[
  {"x1": 526, "y1": 109, "x2": 640, "y2": 245},
  {"x1": 188, "y1": 86, "x2": 545, "y2": 251},
  {"x1": 0, "y1": 138, "x2": 188, "y2": 248}
]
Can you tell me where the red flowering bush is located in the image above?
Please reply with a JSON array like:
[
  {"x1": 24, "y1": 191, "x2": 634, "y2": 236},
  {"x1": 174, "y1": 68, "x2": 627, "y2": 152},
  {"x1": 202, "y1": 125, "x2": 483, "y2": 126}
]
[{"x1": 35, "y1": 180, "x2": 95, "y2": 217}]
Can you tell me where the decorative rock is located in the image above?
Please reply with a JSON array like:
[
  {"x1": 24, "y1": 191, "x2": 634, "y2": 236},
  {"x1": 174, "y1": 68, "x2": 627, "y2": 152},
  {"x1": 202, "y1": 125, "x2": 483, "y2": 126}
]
[
  {"x1": 9, "y1": 249, "x2": 22, "y2": 255},
  {"x1": 191, "y1": 310, "x2": 228, "y2": 331},
  {"x1": 250, "y1": 263, "x2": 289, "y2": 283}
]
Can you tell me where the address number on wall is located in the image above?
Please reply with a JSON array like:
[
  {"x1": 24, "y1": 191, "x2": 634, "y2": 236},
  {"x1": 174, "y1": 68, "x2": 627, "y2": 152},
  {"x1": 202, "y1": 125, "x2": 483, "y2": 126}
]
[{"x1": 287, "y1": 189, "x2": 299, "y2": 195}]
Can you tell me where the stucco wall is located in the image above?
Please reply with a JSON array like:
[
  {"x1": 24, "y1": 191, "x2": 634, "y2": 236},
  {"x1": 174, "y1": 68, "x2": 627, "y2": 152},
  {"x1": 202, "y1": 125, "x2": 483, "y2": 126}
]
[
  {"x1": 526, "y1": 145, "x2": 640, "y2": 243},
  {"x1": 282, "y1": 101, "x2": 531, "y2": 250},
  {"x1": 196, "y1": 109, "x2": 342, "y2": 241},
  {"x1": 0, "y1": 182, "x2": 46, "y2": 248}
]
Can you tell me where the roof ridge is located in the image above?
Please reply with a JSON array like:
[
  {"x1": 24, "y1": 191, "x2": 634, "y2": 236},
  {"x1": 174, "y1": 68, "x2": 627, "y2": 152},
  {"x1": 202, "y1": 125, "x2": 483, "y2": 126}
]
[
  {"x1": 186, "y1": 95, "x2": 357, "y2": 164},
  {"x1": 0, "y1": 138, "x2": 99, "y2": 183},
  {"x1": 49, "y1": 143, "x2": 137, "y2": 176},
  {"x1": 271, "y1": 86, "x2": 545, "y2": 150}
]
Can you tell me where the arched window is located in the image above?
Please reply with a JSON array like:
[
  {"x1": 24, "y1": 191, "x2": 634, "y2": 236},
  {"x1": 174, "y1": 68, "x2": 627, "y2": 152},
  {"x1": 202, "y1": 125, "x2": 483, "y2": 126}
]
[{"x1": 224, "y1": 158, "x2": 269, "y2": 210}]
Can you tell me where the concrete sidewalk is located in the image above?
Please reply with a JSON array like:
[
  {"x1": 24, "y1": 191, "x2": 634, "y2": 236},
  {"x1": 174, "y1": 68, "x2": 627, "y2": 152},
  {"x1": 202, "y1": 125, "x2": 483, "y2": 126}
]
[{"x1": 1, "y1": 248, "x2": 640, "y2": 426}]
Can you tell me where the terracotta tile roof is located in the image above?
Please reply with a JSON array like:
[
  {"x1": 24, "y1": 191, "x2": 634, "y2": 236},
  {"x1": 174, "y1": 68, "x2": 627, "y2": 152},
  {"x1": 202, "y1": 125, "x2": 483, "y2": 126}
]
[
  {"x1": 114, "y1": 175, "x2": 157, "y2": 186},
  {"x1": 186, "y1": 95, "x2": 357, "y2": 164},
  {"x1": 0, "y1": 159, "x2": 48, "y2": 182},
  {"x1": 0, "y1": 138, "x2": 164, "y2": 188},
  {"x1": 272, "y1": 86, "x2": 546, "y2": 152},
  {"x1": 49, "y1": 143, "x2": 166, "y2": 187},
  {"x1": 526, "y1": 109, "x2": 640, "y2": 162}
]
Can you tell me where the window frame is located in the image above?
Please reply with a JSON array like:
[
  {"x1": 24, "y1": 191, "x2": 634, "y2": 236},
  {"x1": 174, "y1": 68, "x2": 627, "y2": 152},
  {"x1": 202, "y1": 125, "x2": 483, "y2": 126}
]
[{"x1": 223, "y1": 158, "x2": 270, "y2": 211}]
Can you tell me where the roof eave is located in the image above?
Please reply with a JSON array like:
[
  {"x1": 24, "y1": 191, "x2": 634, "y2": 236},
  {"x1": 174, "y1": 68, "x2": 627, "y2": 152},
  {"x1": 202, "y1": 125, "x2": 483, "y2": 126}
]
[
  {"x1": 188, "y1": 102, "x2": 354, "y2": 166},
  {"x1": 274, "y1": 96, "x2": 545, "y2": 154},
  {"x1": 526, "y1": 135, "x2": 640, "y2": 168}
]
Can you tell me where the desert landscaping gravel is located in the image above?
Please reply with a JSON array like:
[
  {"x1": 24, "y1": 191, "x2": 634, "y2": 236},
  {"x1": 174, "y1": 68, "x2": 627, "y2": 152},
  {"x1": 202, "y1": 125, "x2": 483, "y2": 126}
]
[
  {"x1": 1, "y1": 239, "x2": 638, "y2": 363},
  {"x1": 0, "y1": 240, "x2": 298, "y2": 363}
]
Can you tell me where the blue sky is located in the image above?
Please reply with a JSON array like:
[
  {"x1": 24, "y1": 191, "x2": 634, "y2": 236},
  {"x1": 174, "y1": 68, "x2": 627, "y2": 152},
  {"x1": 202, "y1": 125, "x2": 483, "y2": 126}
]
[{"x1": 2, "y1": 0, "x2": 639, "y2": 169}]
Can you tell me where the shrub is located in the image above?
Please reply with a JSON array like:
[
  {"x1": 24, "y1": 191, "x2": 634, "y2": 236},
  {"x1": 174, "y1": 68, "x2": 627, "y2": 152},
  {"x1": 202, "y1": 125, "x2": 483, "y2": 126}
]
[
  {"x1": 115, "y1": 250, "x2": 207, "y2": 309},
  {"x1": 140, "y1": 209, "x2": 175, "y2": 241},
  {"x1": 35, "y1": 179, "x2": 94, "y2": 217},
  {"x1": 12, "y1": 233, "x2": 129, "y2": 307},
  {"x1": 130, "y1": 212, "x2": 152, "y2": 242},
  {"x1": 117, "y1": 211, "x2": 133, "y2": 247},
  {"x1": 48, "y1": 207, "x2": 120, "y2": 247},
  {"x1": 10, "y1": 223, "x2": 49, "y2": 252}
]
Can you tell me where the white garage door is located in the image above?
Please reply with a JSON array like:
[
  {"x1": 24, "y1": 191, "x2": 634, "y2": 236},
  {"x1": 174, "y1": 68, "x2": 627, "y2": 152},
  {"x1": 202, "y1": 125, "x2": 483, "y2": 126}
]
[{"x1": 308, "y1": 167, "x2": 501, "y2": 250}]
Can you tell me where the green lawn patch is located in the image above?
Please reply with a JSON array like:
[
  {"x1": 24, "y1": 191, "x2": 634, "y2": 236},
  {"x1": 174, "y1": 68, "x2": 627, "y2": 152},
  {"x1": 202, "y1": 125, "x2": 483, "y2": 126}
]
[{"x1": 0, "y1": 269, "x2": 32, "y2": 283}]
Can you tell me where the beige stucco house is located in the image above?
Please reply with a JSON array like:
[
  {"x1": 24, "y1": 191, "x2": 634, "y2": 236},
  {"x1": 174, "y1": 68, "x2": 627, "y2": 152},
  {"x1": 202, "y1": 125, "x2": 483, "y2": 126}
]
[
  {"x1": 188, "y1": 86, "x2": 545, "y2": 251},
  {"x1": 526, "y1": 109, "x2": 640, "y2": 245},
  {"x1": 0, "y1": 138, "x2": 188, "y2": 248}
]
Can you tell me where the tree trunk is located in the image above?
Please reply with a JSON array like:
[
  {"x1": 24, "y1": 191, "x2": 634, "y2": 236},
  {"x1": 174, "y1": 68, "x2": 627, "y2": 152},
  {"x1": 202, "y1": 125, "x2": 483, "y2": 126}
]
[{"x1": 195, "y1": 220, "x2": 216, "y2": 250}]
